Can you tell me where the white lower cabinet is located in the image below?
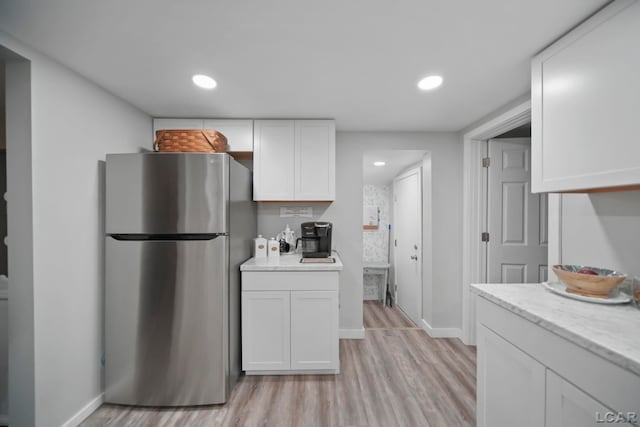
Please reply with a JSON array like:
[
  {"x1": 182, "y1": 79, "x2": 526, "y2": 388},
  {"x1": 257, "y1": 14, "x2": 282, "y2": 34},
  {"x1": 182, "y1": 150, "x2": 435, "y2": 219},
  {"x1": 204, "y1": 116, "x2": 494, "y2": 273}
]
[
  {"x1": 546, "y1": 370, "x2": 632, "y2": 427},
  {"x1": 476, "y1": 297, "x2": 640, "y2": 427},
  {"x1": 241, "y1": 291, "x2": 290, "y2": 371},
  {"x1": 290, "y1": 291, "x2": 339, "y2": 370},
  {"x1": 241, "y1": 271, "x2": 339, "y2": 374},
  {"x1": 477, "y1": 325, "x2": 546, "y2": 427}
]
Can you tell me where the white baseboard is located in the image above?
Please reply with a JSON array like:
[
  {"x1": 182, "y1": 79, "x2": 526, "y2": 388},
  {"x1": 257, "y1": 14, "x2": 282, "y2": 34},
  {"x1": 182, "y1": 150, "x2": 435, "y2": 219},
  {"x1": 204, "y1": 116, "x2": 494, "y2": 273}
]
[
  {"x1": 339, "y1": 327, "x2": 365, "y2": 339},
  {"x1": 421, "y1": 319, "x2": 462, "y2": 339},
  {"x1": 62, "y1": 393, "x2": 104, "y2": 427}
]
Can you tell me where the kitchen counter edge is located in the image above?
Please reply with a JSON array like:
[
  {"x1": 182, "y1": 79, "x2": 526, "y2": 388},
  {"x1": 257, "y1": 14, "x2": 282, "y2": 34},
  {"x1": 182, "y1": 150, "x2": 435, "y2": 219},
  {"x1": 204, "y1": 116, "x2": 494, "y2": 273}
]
[{"x1": 471, "y1": 283, "x2": 640, "y2": 377}]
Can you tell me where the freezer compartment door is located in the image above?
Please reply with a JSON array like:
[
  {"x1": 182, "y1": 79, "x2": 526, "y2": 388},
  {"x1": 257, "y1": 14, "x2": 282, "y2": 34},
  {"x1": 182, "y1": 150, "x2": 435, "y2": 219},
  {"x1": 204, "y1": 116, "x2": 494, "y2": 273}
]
[
  {"x1": 105, "y1": 235, "x2": 230, "y2": 405},
  {"x1": 106, "y1": 153, "x2": 229, "y2": 234}
]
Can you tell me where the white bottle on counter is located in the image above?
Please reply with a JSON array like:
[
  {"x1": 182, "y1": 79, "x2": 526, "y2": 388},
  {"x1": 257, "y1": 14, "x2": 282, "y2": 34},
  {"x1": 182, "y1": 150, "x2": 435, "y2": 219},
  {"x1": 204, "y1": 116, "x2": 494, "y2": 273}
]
[
  {"x1": 253, "y1": 235, "x2": 267, "y2": 259},
  {"x1": 267, "y1": 237, "x2": 280, "y2": 260}
]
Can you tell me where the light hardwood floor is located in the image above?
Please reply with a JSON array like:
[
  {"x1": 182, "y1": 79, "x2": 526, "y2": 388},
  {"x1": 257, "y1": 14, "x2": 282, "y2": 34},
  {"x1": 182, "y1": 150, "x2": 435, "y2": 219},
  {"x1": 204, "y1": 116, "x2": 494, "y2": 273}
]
[
  {"x1": 363, "y1": 300, "x2": 417, "y2": 329},
  {"x1": 82, "y1": 301, "x2": 476, "y2": 427}
]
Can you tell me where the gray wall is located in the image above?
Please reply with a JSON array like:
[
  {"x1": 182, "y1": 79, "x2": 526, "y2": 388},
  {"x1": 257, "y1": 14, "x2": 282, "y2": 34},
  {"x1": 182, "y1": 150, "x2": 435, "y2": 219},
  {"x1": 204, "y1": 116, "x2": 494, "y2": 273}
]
[
  {"x1": 2, "y1": 31, "x2": 151, "y2": 426},
  {"x1": 258, "y1": 131, "x2": 463, "y2": 333},
  {"x1": 561, "y1": 191, "x2": 640, "y2": 279}
]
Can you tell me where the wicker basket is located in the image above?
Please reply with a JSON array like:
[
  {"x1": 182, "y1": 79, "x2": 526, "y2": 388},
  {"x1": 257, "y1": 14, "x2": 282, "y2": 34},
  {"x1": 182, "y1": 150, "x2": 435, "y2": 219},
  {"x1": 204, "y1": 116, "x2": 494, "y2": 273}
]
[{"x1": 153, "y1": 129, "x2": 228, "y2": 153}]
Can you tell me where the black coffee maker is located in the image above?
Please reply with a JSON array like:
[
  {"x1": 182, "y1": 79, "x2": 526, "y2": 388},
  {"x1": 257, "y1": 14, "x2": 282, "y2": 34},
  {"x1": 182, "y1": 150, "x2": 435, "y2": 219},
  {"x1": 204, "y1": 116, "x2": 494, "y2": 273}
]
[{"x1": 297, "y1": 222, "x2": 332, "y2": 258}]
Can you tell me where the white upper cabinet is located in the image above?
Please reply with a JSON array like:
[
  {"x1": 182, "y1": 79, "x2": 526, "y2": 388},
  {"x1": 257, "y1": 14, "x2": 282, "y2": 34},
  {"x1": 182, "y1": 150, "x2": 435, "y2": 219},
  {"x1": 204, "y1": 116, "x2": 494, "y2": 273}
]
[
  {"x1": 253, "y1": 119, "x2": 335, "y2": 201},
  {"x1": 203, "y1": 119, "x2": 253, "y2": 152},
  {"x1": 152, "y1": 118, "x2": 254, "y2": 152},
  {"x1": 253, "y1": 120, "x2": 296, "y2": 200},
  {"x1": 294, "y1": 120, "x2": 336, "y2": 201},
  {"x1": 531, "y1": 0, "x2": 640, "y2": 193}
]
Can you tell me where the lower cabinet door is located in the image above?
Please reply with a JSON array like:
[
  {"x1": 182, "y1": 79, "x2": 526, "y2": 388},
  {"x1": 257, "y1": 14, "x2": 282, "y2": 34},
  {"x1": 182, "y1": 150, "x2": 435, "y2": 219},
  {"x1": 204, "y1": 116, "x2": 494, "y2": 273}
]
[
  {"x1": 546, "y1": 370, "x2": 632, "y2": 427},
  {"x1": 241, "y1": 291, "x2": 290, "y2": 371},
  {"x1": 477, "y1": 325, "x2": 546, "y2": 427},
  {"x1": 290, "y1": 291, "x2": 339, "y2": 370}
]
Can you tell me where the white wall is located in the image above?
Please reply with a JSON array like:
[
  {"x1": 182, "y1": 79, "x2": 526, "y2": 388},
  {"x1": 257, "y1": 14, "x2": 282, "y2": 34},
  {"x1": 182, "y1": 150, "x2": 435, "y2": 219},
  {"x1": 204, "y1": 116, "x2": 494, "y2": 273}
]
[
  {"x1": 560, "y1": 191, "x2": 640, "y2": 278},
  {"x1": 2, "y1": 31, "x2": 151, "y2": 427}
]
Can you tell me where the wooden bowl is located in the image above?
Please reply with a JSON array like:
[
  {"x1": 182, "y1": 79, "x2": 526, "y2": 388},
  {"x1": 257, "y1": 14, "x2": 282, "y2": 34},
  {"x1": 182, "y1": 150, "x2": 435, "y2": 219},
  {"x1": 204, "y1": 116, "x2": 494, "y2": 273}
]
[{"x1": 552, "y1": 265, "x2": 626, "y2": 298}]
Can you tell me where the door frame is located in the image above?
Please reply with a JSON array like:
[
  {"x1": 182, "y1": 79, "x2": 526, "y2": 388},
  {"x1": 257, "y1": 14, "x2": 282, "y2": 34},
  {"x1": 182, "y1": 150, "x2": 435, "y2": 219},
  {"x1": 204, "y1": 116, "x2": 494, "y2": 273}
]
[
  {"x1": 392, "y1": 166, "x2": 423, "y2": 324},
  {"x1": 461, "y1": 99, "x2": 562, "y2": 345}
]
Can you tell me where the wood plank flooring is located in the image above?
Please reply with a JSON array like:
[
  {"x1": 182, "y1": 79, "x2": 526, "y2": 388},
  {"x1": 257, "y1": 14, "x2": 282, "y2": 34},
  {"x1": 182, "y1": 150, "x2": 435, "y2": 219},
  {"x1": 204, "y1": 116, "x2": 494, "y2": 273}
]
[
  {"x1": 82, "y1": 302, "x2": 476, "y2": 427},
  {"x1": 363, "y1": 300, "x2": 416, "y2": 329}
]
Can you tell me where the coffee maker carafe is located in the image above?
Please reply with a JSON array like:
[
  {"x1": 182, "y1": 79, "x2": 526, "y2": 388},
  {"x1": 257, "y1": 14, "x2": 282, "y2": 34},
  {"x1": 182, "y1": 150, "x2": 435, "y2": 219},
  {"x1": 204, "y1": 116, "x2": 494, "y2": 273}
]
[{"x1": 297, "y1": 222, "x2": 332, "y2": 258}]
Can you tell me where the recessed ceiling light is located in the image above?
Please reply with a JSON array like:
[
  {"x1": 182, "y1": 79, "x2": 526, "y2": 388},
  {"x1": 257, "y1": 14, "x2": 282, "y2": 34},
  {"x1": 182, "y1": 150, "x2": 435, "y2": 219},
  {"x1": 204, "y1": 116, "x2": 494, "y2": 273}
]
[
  {"x1": 418, "y1": 75, "x2": 443, "y2": 91},
  {"x1": 373, "y1": 161, "x2": 386, "y2": 166},
  {"x1": 192, "y1": 74, "x2": 217, "y2": 90}
]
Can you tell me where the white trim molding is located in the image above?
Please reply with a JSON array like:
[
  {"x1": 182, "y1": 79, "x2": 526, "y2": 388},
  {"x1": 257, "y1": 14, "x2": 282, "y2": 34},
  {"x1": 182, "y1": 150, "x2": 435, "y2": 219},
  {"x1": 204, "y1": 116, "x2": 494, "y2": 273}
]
[
  {"x1": 461, "y1": 100, "x2": 532, "y2": 346},
  {"x1": 339, "y1": 327, "x2": 365, "y2": 339},
  {"x1": 548, "y1": 193, "x2": 563, "y2": 280},
  {"x1": 61, "y1": 393, "x2": 104, "y2": 427},
  {"x1": 421, "y1": 319, "x2": 462, "y2": 339}
]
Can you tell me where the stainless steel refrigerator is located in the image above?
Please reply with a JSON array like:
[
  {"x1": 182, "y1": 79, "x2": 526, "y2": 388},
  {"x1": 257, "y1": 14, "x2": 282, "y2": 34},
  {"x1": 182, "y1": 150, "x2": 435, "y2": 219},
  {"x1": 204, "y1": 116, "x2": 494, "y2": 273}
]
[{"x1": 104, "y1": 153, "x2": 256, "y2": 406}]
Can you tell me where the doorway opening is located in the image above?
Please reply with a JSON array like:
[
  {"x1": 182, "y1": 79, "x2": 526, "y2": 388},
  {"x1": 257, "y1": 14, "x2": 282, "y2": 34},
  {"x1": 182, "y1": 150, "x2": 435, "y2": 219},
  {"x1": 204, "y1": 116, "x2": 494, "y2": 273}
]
[
  {"x1": 361, "y1": 150, "x2": 431, "y2": 330},
  {"x1": 485, "y1": 127, "x2": 548, "y2": 284},
  {"x1": 461, "y1": 100, "x2": 558, "y2": 345}
]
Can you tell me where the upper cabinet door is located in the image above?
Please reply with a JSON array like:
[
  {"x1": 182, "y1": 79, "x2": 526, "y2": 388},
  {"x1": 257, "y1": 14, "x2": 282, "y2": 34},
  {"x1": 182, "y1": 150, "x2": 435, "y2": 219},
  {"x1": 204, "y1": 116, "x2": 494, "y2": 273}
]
[
  {"x1": 294, "y1": 120, "x2": 336, "y2": 201},
  {"x1": 531, "y1": 0, "x2": 640, "y2": 193},
  {"x1": 253, "y1": 120, "x2": 295, "y2": 201},
  {"x1": 203, "y1": 119, "x2": 253, "y2": 152}
]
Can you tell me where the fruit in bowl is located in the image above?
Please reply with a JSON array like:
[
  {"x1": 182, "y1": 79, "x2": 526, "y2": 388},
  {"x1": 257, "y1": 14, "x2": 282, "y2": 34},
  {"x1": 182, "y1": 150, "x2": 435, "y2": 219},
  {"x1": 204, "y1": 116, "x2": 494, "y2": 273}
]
[{"x1": 552, "y1": 265, "x2": 626, "y2": 298}]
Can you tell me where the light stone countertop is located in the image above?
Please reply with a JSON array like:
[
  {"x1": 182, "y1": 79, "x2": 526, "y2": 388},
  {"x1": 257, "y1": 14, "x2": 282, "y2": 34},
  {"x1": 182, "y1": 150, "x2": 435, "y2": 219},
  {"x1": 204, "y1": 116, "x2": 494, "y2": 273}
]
[
  {"x1": 471, "y1": 283, "x2": 640, "y2": 377},
  {"x1": 240, "y1": 252, "x2": 343, "y2": 272}
]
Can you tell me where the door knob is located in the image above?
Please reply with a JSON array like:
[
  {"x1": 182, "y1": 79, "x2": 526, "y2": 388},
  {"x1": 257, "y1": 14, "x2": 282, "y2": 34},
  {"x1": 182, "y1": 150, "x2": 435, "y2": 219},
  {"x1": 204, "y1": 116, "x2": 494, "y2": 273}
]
[{"x1": 410, "y1": 255, "x2": 418, "y2": 260}]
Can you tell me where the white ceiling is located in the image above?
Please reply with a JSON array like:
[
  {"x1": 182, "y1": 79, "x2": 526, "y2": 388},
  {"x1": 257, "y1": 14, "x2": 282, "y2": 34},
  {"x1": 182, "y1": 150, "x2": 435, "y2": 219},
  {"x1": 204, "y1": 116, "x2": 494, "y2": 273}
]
[
  {"x1": 0, "y1": 0, "x2": 608, "y2": 131},
  {"x1": 363, "y1": 150, "x2": 426, "y2": 186}
]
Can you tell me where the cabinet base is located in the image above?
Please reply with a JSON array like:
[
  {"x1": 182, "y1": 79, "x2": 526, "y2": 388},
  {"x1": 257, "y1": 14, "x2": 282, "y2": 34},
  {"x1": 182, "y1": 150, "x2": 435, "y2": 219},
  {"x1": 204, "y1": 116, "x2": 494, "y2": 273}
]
[{"x1": 244, "y1": 369, "x2": 339, "y2": 376}]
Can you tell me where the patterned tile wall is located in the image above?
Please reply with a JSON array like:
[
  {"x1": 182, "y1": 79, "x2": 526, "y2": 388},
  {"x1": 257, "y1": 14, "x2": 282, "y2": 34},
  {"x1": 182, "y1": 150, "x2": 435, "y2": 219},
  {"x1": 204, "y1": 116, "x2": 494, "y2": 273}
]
[{"x1": 363, "y1": 184, "x2": 391, "y2": 300}]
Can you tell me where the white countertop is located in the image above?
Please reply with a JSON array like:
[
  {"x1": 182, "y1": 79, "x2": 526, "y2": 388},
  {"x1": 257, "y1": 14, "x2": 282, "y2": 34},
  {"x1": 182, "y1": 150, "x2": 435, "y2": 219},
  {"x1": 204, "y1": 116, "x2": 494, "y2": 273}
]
[
  {"x1": 471, "y1": 283, "x2": 640, "y2": 376},
  {"x1": 240, "y1": 252, "x2": 343, "y2": 272}
]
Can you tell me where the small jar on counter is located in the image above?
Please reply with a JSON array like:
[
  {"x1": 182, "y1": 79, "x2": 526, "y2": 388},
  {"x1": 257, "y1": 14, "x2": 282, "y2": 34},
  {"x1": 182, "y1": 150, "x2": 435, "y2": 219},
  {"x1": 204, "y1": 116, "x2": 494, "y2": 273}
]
[{"x1": 267, "y1": 237, "x2": 280, "y2": 260}]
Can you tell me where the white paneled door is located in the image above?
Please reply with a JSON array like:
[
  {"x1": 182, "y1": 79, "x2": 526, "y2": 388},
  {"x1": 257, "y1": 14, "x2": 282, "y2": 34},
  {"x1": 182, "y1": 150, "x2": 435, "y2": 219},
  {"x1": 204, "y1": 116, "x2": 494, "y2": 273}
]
[
  {"x1": 487, "y1": 138, "x2": 548, "y2": 283},
  {"x1": 393, "y1": 167, "x2": 422, "y2": 325}
]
